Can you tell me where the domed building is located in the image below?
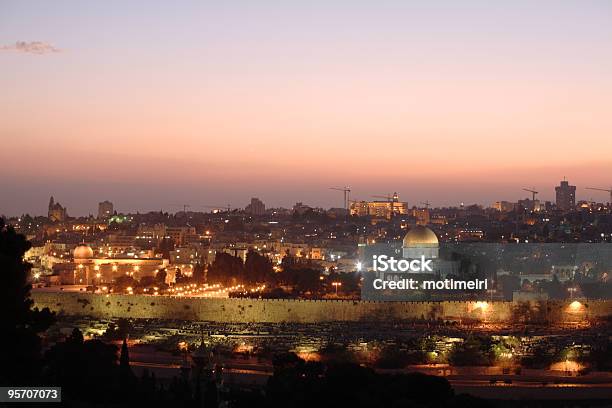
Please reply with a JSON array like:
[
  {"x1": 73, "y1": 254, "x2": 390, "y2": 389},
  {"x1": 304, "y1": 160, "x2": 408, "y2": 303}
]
[
  {"x1": 402, "y1": 225, "x2": 439, "y2": 259},
  {"x1": 60, "y1": 243, "x2": 170, "y2": 286},
  {"x1": 360, "y1": 224, "x2": 460, "y2": 301},
  {"x1": 73, "y1": 244, "x2": 94, "y2": 259}
]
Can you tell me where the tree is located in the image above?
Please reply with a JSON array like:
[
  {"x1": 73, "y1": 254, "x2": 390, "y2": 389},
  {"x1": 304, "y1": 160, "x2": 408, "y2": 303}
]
[
  {"x1": 448, "y1": 335, "x2": 491, "y2": 366},
  {"x1": 207, "y1": 253, "x2": 244, "y2": 284},
  {"x1": 0, "y1": 218, "x2": 55, "y2": 384},
  {"x1": 327, "y1": 271, "x2": 360, "y2": 294},
  {"x1": 278, "y1": 255, "x2": 323, "y2": 294},
  {"x1": 279, "y1": 266, "x2": 321, "y2": 294},
  {"x1": 113, "y1": 275, "x2": 137, "y2": 292},
  {"x1": 174, "y1": 267, "x2": 188, "y2": 284},
  {"x1": 154, "y1": 268, "x2": 168, "y2": 286},
  {"x1": 137, "y1": 275, "x2": 156, "y2": 288},
  {"x1": 266, "y1": 357, "x2": 455, "y2": 408},
  {"x1": 193, "y1": 261, "x2": 206, "y2": 283},
  {"x1": 44, "y1": 328, "x2": 121, "y2": 402},
  {"x1": 244, "y1": 250, "x2": 273, "y2": 283},
  {"x1": 375, "y1": 345, "x2": 416, "y2": 369},
  {"x1": 119, "y1": 338, "x2": 136, "y2": 395}
]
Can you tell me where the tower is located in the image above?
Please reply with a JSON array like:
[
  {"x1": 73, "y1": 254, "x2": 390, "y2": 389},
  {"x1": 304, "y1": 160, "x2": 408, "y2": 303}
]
[
  {"x1": 555, "y1": 179, "x2": 576, "y2": 212},
  {"x1": 48, "y1": 196, "x2": 67, "y2": 221},
  {"x1": 98, "y1": 200, "x2": 114, "y2": 219}
]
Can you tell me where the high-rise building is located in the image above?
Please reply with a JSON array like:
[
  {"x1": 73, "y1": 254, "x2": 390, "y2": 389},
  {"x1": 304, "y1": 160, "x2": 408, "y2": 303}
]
[
  {"x1": 555, "y1": 179, "x2": 576, "y2": 212},
  {"x1": 98, "y1": 200, "x2": 114, "y2": 219},
  {"x1": 245, "y1": 197, "x2": 265, "y2": 215}
]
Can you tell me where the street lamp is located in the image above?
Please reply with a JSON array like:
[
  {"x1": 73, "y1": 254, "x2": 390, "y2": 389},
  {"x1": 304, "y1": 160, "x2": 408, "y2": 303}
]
[{"x1": 332, "y1": 281, "x2": 342, "y2": 295}]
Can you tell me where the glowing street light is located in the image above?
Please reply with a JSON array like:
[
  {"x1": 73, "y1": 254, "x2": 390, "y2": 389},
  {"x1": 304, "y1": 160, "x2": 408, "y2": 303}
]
[
  {"x1": 568, "y1": 300, "x2": 583, "y2": 312},
  {"x1": 332, "y1": 281, "x2": 342, "y2": 295},
  {"x1": 474, "y1": 301, "x2": 490, "y2": 312}
]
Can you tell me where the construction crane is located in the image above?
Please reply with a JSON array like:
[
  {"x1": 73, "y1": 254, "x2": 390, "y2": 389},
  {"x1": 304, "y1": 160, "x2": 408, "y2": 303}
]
[
  {"x1": 522, "y1": 188, "x2": 538, "y2": 201},
  {"x1": 586, "y1": 187, "x2": 612, "y2": 204},
  {"x1": 420, "y1": 201, "x2": 431, "y2": 209},
  {"x1": 330, "y1": 186, "x2": 351, "y2": 210}
]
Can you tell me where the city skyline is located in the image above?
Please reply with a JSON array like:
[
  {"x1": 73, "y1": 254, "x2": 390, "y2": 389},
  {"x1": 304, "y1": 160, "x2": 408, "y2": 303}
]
[
  {"x1": 1, "y1": 1, "x2": 612, "y2": 215},
  {"x1": 2, "y1": 177, "x2": 610, "y2": 217},
  {"x1": 2, "y1": 3, "x2": 612, "y2": 405}
]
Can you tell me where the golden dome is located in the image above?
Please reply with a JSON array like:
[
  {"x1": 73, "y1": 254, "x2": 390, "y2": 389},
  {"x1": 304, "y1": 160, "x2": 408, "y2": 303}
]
[
  {"x1": 73, "y1": 244, "x2": 94, "y2": 259},
  {"x1": 403, "y1": 225, "x2": 438, "y2": 247}
]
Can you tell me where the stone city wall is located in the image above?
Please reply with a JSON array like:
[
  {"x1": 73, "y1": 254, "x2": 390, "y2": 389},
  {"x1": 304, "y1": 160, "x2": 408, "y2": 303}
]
[{"x1": 30, "y1": 291, "x2": 611, "y2": 324}]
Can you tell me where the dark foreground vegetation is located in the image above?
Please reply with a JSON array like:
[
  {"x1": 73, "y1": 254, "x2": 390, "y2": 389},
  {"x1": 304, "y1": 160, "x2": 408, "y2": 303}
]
[{"x1": 230, "y1": 353, "x2": 490, "y2": 408}]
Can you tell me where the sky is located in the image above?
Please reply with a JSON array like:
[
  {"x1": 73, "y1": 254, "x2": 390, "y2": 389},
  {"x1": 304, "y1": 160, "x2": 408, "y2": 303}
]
[{"x1": 1, "y1": 0, "x2": 611, "y2": 216}]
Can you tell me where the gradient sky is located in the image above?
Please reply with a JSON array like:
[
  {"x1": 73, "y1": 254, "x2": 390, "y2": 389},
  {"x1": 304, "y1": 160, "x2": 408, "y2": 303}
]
[{"x1": 1, "y1": 1, "x2": 612, "y2": 216}]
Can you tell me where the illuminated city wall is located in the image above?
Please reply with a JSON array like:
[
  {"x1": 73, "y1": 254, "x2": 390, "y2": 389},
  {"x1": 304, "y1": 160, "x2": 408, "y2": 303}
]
[{"x1": 30, "y1": 292, "x2": 612, "y2": 324}]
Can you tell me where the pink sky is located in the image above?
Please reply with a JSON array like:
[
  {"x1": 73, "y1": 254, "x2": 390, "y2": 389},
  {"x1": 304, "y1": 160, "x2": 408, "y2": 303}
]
[{"x1": 1, "y1": 1, "x2": 611, "y2": 215}]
